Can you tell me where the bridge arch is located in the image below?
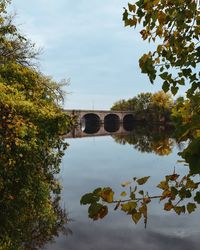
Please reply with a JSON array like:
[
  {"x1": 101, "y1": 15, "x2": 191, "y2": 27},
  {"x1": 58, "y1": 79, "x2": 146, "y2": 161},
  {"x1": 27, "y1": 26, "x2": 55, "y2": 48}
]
[
  {"x1": 81, "y1": 113, "x2": 101, "y2": 134},
  {"x1": 104, "y1": 114, "x2": 120, "y2": 133},
  {"x1": 123, "y1": 114, "x2": 135, "y2": 131}
]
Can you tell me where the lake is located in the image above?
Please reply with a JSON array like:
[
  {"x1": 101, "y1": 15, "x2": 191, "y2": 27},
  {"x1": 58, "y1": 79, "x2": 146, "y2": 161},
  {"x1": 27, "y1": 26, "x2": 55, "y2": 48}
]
[{"x1": 46, "y1": 124, "x2": 200, "y2": 250}]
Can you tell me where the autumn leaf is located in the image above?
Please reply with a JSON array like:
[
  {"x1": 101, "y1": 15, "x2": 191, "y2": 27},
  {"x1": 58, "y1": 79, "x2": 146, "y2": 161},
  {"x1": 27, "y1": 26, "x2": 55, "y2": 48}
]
[
  {"x1": 157, "y1": 181, "x2": 168, "y2": 190},
  {"x1": 100, "y1": 188, "x2": 114, "y2": 203},
  {"x1": 120, "y1": 191, "x2": 127, "y2": 197},
  {"x1": 164, "y1": 202, "x2": 173, "y2": 211},
  {"x1": 132, "y1": 212, "x2": 142, "y2": 224},
  {"x1": 187, "y1": 203, "x2": 196, "y2": 214},
  {"x1": 137, "y1": 176, "x2": 150, "y2": 185},
  {"x1": 121, "y1": 202, "x2": 137, "y2": 213}
]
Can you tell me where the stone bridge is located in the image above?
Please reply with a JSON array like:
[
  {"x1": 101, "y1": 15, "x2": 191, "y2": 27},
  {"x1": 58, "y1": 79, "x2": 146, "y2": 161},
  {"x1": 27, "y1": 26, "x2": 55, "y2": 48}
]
[{"x1": 64, "y1": 109, "x2": 135, "y2": 124}]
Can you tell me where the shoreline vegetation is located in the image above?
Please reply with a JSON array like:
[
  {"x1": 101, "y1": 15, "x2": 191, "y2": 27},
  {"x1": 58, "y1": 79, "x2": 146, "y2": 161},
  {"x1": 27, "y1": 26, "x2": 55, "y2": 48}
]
[
  {"x1": 111, "y1": 91, "x2": 174, "y2": 124},
  {"x1": 0, "y1": 1, "x2": 74, "y2": 249}
]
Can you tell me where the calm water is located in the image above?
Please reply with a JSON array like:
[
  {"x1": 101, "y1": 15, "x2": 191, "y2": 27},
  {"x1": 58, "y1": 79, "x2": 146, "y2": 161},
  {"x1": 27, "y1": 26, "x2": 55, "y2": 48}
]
[{"x1": 46, "y1": 125, "x2": 200, "y2": 250}]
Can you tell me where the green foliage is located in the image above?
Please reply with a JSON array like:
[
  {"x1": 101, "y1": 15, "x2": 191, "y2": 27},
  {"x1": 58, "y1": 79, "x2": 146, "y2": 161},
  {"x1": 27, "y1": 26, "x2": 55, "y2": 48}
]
[
  {"x1": 123, "y1": 0, "x2": 200, "y2": 97},
  {"x1": 171, "y1": 93, "x2": 200, "y2": 172},
  {"x1": 0, "y1": 2, "x2": 74, "y2": 249},
  {"x1": 111, "y1": 91, "x2": 173, "y2": 123},
  {"x1": 81, "y1": 171, "x2": 200, "y2": 227},
  {"x1": 122, "y1": 1, "x2": 200, "y2": 173},
  {"x1": 180, "y1": 138, "x2": 200, "y2": 174}
]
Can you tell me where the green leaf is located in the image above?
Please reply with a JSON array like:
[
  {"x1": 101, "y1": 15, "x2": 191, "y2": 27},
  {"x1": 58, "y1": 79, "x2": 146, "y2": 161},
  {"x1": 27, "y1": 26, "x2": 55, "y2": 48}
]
[
  {"x1": 187, "y1": 203, "x2": 196, "y2": 214},
  {"x1": 178, "y1": 187, "x2": 188, "y2": 199},
  {"x1": 174, "y1": 206, "x2": 185, "y2": 215},
  {"x1": 171, "y1": 187, "x2": 178, "y2": 199},
  {"x1": 123, "y1": 9, "x2": 128, "y2": 21},
  {"x1": 130, "y1": 191, "x2": 136, "y2": 200},
  {"x1": 171, "y1": 86, "x2": 179, "y2": 95},
  {"x1": 194, "y1": 192, "x2": 200, "y2": 204},
  {"x1": 138, "y1": 190, "x2": 144, "y2": 196},
  {"x1": 182, "y1": 68, "x2": 192, "y2": 77},
  {"x1": 159, "y1": 72, "x2": 168, "y2": 80},
  {"x1": 162, "y1": 81, "x2": 169, "y2": 92},
  {"x1": 178, "y1": 78, "x2": 185, "y2": 86},
  {"x1": 128, "y1": 3, "x2": 136, "y2": 12},
  {"x1": 93, "y1": 188, "x2": 102, "y2": 195},
  {"x1": 137, "y1": 176, "x2": 150, "y2": 185},
  {"x1": 88, "y1": 203, "x2": 108, "y2": 220},
  {"x1": 80, "y1": 193, "x2": 99, "y2": 205}
]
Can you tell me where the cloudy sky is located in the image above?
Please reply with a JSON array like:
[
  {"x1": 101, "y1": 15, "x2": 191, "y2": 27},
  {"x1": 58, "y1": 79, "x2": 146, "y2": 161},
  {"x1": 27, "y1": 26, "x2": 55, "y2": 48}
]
[{"x1": 10, "y1": 0, "x2": 180, "y2": 109}]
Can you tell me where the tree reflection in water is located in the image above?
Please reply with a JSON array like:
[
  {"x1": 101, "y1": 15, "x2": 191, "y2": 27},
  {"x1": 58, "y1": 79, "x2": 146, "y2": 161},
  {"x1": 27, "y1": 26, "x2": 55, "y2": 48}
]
[
  {"x1": 80, "y1": 124, "x2": 200, "y2": 228},
  {"x1": 0, "y1": 138, "x2": 71, "y2": 250},
  {"x1": 113, "y1": 124, "x2": 175, "y2": 155}
]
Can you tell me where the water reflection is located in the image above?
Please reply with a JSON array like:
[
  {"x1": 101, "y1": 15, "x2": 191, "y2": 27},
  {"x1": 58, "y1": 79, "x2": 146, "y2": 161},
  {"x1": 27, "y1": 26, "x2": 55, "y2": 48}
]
[
  {"x1": 46, "y1": 124, "x2": 200, "y2": 250},
  {"x1": 123, "y1": 114, "x2": 135, "y2": 131},
  {"x1": 66, "y1": 122, "x2": 176, "y2": 157},
  {"x1": 112, "y1": 124, "x2": 175, "y2": 155},
  {"x1": 78, "y1": 123, "x2": 200, "y2": 228},
  {"x1": 0, "y1": 140, "x2": 70, "y2": 249},
  {"x1": 123, "y1": 121, "x2": 135, "y2": 131},
  {"x1": 104, "y1": 114, "x2": 120, "y2": 133}
]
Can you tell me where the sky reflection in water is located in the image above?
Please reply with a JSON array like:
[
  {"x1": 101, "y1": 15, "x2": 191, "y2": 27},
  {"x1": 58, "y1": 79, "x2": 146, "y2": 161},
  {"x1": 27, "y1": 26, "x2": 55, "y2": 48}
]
[{"x1": 46, "y1": 128, "x2": 200, "y2": 250}]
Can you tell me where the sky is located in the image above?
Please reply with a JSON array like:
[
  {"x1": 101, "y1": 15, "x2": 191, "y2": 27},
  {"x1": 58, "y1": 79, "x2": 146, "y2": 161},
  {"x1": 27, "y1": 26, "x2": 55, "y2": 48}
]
[{"x1": 10, "y1": 0, "x2": 185, "y2": 110}]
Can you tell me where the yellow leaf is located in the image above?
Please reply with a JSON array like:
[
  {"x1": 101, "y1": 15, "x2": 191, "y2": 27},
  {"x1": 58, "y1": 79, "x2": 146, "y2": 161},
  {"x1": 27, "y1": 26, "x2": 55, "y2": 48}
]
[
  {"x1": 121, "y1": 202, "x2": 137, "y2": 213},
  {"x1": 120, "y1": 191, "x2": 127, "y2": 197},
  {"x1": 157, "y1": 11, "x2": 166, "y2": 24},
  {"x1": 157, "y1": 181, "x2": 169, "y2": 190},
  {"x1": 132, "y1": 212, "x2": 142, "y2": 224},
  {"x1": 100, "y1": 188, "x2": 114, "y2": 203}
]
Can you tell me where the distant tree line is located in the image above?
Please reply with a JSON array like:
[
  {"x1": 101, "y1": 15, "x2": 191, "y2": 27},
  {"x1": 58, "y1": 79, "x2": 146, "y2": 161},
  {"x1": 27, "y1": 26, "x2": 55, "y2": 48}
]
[{"x1": 111, "y1": 91, "x2": 174, "y2": 123}]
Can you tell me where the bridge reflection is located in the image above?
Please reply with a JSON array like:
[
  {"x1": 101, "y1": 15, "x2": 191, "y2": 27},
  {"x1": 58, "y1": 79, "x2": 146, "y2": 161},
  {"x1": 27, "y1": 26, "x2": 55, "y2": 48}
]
[
  {"x1": 64, "y1": 123, "x2": 175, "y2": 157},
  {"x1": 65, "y1": 121, "x2": 133, "y2": 138}
]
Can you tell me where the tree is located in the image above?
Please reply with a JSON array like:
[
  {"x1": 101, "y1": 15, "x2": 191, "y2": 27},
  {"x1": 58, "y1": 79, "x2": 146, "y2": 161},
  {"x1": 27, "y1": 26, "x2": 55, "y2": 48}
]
[
  {"x1": 123, "y1": 0, "x2": 200, "y2": 96},
  {"x1": 135, "y1": 92, "x2": 152, "y2": 111},
  {"x1": 0, "y1": 2, "x2": 39, "y2": 67},
  {"x1": 111, "y1": 91, "x2": 173, "y2": 122},
  {"x1": 123, "y1": 0, "x2": 200, "y2": 171},
  {"x1": 0, "y1": 2, "x2": 74, "y2": 248},
  {"x1": 149, "y1": 91, "x2": 173, "y2": 121}
]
